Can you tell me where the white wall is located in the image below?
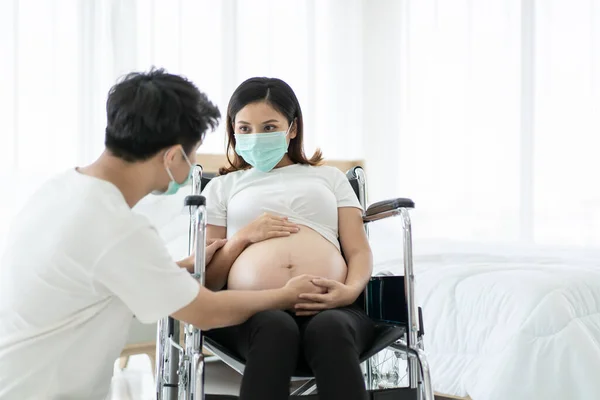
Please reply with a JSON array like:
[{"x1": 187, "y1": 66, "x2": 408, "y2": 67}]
[{"x1": 362, "y1": 0, "x2": 404, "y2": 203}]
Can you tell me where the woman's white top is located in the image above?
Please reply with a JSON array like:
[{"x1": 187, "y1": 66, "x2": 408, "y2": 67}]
[{"x1": 202, "y1": 164, "x2": 363, "y2": 251}]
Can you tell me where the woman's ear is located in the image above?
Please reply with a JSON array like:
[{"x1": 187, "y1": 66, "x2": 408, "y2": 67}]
[{"x1": 289, "y1": 118, "x2": 298, "y2": 139}]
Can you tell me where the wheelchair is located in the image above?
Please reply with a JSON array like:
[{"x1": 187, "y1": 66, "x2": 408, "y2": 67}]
[{"x1": 155, "y1": 164, "x2": 434, "y2": 400}]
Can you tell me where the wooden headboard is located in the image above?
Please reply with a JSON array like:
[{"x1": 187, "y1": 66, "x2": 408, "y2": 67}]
[{"x1": 197, "y1": 153, "x2": 364, "y2": 175}]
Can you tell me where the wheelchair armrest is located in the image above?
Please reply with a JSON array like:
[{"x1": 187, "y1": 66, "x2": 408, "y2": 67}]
[
  {"x1": 359, "y1": 275, "x2": 408, "y2": 325},
  {"x1": 363, "y1": 198, "x2": 415, "y2": 223}
]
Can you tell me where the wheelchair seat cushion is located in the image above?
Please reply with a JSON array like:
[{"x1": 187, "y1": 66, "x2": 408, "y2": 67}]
[{"x1": 203, "y1": 324, "x2": 406, "y2": 378}]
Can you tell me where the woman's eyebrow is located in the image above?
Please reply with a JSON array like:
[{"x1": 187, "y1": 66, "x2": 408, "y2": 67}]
[{"x1": 236, "y1": 119, "x2": 279, "y2": 124}]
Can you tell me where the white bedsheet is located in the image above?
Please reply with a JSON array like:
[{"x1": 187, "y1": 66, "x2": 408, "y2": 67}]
[
  {"x1": 134, "y1": 197, "x2": 600, "y2": 400},
  {"x1": 370, "y1": 223, "x2": 600, "y2": 400}
]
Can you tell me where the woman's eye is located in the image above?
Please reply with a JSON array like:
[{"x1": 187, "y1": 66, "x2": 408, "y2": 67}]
[
  {"x1": 238, "y1": 126, "x2": 249, "y2": 133},
  {"x1": 264, "y1": 125, "x2": 277, "y2": 131}
]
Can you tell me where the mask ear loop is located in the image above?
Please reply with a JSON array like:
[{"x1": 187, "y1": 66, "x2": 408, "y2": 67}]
[
  {"x1": 163, "y1": 150, "x2": 176, "y2": 182},
  {"x1": 180, "y1": 146, "x2": 193, "y2": 169},
  {"x1": 164, "y1": 145, "x2": 193, "y2": 182},
  {"x1": 285, "y1": 120, "x2": 294, "y2": 137}
]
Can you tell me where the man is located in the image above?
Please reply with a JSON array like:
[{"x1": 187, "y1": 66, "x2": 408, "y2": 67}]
[{"x1": 0, "y1": 69, "x2": 317, "y2": 399}]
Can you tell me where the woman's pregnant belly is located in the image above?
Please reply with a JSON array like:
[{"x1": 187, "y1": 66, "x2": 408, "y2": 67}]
[{"x1": 227, "y1": 225, "x2": 348, "y2": 291}]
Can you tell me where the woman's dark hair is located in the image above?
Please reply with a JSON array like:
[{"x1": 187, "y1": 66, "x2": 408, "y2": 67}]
[
  {"x1": 219, "y1": 77, "x2": 323, "y2": 175},
  {"x1": 105, "y1": 68, "x2": 221, "y2": 162}
]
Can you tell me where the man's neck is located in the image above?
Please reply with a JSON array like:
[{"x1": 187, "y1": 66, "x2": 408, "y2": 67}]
[{"x1": 78, "y1": 152, "x2": 154, "y2": 208}]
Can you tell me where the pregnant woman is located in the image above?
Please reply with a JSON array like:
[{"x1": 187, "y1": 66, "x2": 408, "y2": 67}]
[{"x1": 203, "y1": 77, "x2": 375, "y2": 400}]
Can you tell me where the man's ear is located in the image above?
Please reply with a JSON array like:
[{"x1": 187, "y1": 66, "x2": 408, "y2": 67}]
[{"x1": 162, "y1": 145, "x2": 179, "y2": 166}]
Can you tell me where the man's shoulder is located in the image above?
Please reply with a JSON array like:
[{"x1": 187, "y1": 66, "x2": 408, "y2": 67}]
[
  {"x1": 29, "y1": 169, "x2": 149, "y2": 243},
  {"x1": 41, "y1": 168, "x2": 125, "y2": 204}
]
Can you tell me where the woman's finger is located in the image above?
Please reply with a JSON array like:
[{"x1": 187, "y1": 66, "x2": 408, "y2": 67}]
[
  {"x1": 279, "y1": 225, "x2": 300, "y2": 232},
  {"x1": 206, "y1": 237, "x2": 226, "y2": 245},
  {"x1": 269, "y1": 226, "x2": 298, "y2": 233},
  {"x1": 271, "y1": 224, "x2": 296, "y2": 229},
  {"x1": 311, "y1": 278, "x2": 338, "y2": 289},
  {"x1": 270, "y1": 217, "x2": 299, "y2": 227},
  {"x1": 206, "y1": 238, "x2": 227, "y2": 250},
  {"x1": 298, "y1": 293, "x2": 327, "y2": 302},
  {"x1": 267, "y1": 231, "x2": 291, "y2": 238},
  {"x1": 271, "y1": 221, "x2": 299, "y2": 229}
]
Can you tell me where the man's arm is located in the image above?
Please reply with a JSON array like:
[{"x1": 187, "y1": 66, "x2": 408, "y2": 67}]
[
  {"x1": 204, "y1": 225, "x2": 250, "y2": 290},
  {"x1": 172, "y1": 274, "x2": 317, "y2": 330}
]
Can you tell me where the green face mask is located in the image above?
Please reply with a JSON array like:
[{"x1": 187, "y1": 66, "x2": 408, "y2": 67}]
[
  {"x1": 155, "y1": 147, "x2": 194, "y2": 196},
  {"x1": 234, "y1": 123, "x2": 293, "y2": 173}
]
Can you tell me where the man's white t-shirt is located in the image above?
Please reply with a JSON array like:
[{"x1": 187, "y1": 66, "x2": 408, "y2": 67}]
[
  {"x1": 202, "y1": 164, "x2": 363, "y2": 251},
  {"x1": 0, "y1": 169, "x2": 200, "y2": 400}
]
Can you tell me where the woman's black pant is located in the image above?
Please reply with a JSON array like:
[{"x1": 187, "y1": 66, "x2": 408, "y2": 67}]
[{"x1": 205, "y1": 305, "x2": 376, "y2": 400}]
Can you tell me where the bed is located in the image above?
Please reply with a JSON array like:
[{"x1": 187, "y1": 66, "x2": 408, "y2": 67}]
[
  {"x1": 369, "y1": 220, "x2": 600, "y2": 400},
  {"x1": 134, "y1": 155, "x2": 600, "y2": 400}
]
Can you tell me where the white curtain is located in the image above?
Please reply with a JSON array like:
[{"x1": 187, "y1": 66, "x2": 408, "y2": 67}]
[
  {"x1": 2, "y1": 0, "x2": 600, "y2": 250},
  {"x1": 0, "y1": 0, "x2": 364, "y2": 248},
  {"x1": 364, "y1": 0, "x2": 600, "y2": 248}
]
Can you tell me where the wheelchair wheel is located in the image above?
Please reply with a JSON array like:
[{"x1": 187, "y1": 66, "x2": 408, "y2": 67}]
[{"x1": 364, "y1": 344, "x2": 409, "y2": 389}]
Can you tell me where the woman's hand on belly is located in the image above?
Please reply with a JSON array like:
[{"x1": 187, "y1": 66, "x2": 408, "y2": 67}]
[
  {"x1": 294, "y1": 278, "x2": 359, "y2": 315},
  {"x1": 235, "y1": 213, "x2": 300, "y2": 244}
]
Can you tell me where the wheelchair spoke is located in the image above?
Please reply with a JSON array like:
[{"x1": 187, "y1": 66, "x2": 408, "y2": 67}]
[{"x1": 364, "y1": 345, "x2": 410, "y2": 390}]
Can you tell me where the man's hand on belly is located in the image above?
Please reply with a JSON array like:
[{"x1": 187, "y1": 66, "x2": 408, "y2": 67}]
[{"x1": 294, "y1": 278, "x2": 357, "y2": 313}]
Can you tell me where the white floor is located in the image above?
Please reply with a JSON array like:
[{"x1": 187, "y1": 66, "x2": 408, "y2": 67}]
[{"x1": 108, "y1": 354, "x2": 243, "y2": 399}]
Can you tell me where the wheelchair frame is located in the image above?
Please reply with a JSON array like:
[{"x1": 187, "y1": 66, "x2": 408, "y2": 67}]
[
  {"x1": 155, "y1": 165, "x2": 207, "y2": 400},
  {"x1": 155, "y1": 164, "x2": 434, "y2": 400}
]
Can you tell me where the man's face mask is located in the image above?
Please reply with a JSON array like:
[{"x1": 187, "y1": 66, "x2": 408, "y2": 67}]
[
  {"x1": 234, "y1": 122, "x2": 293, "y2": 173},
  {"x1": 154, "y1": 146, "x2": 193, "y2": 196}
]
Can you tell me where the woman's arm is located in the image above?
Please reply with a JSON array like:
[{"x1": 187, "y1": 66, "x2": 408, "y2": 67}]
[
  {"x1": 338, "y1": 207, "x2": 373, "y2": 299},
  {"x1": 176, "y1": 238, "x2": 228, "y2": 273},
  {"x1": 295, "y1": 207, "x2": 373, "y2": 313},
  {"x1": 204, "y1": 225, "x2": 250, "y2": 291}
]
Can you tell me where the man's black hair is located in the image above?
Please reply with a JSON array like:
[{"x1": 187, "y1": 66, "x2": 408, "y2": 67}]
[{"x1": 104, "y1": 68, "x2": 221, "y2": 162}]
